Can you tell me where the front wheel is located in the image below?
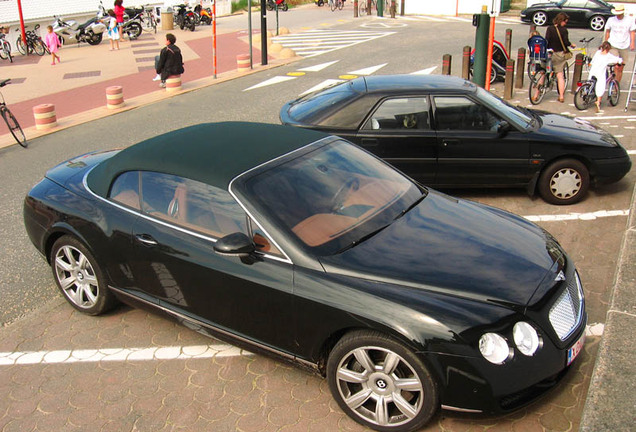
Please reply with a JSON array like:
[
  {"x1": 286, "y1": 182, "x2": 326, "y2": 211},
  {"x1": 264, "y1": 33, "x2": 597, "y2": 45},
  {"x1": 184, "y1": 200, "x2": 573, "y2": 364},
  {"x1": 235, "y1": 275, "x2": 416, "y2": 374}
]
[
  {"x1": 34, "y1": 39, "x2": 46, "y2": 56},
  {"x1": 327, "y1": 331, "x2": 439, "y2": 432},
  {"x1": 125, "y1": 22, "x2": 142, "y2": 39},
  {"x1": 538, "y1": 159, "x2": 590, "y2": 205},
  {"x1": 529, "y1": 70, "x2": 547, "y2": 105},
  {"x1": 532, "y1": 11, "x2": 548, "y2": 26},
  {"x1": 330, "y1": 1, "x2": 336, "y2": 11},
  {"x1": 608, "y1": 80, "x2": 620, "y2": 106},
  {"x1": 1, "y1": 106, "x2": 27, "y2": 148},
  {"x1": 574, "y1": 82, "x2": 595, "y2": 110},
  {"x1": 282, "y1": 3, "x2": 289, "y2": 11},
  {"x1": 50, "y1": 236, "x2": 118, "y2": 315},
  {"x1": 87, "y1": 32, "x2": 103, "y2": 45},
  {"x1": 338, "y1": 0, "x2": 344, "y2": 10},
  {"x1": 16, "y1": 37, "x2": 26, "y2": 55},
  {"x1": 589, "y1": 15, "x2": 606, "y2": 31}
]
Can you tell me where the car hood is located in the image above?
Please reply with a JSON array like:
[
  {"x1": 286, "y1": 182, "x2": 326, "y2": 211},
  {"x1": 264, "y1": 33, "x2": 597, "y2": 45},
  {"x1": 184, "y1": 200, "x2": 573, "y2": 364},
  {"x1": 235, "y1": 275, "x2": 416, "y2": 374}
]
[
  {"x1": 320, "y1": 191, "x2": 563, "y2": 307},
  {"x1": 532, "y1": 110, "x2": 619, "y2": 146}
]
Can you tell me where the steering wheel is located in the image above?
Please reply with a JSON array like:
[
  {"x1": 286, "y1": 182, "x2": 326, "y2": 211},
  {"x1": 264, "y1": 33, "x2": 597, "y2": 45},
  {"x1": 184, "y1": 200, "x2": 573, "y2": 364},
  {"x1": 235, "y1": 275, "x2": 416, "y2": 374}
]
[{"x1": 331, "y1": 178, "x2": 359, "y2": 213}]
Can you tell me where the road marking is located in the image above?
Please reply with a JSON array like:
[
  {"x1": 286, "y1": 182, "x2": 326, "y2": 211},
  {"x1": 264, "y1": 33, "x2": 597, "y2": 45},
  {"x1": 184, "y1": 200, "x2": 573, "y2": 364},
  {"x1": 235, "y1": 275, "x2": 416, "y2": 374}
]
[
  {"x1": 0, "y1": 344, "x2": 253, "y2": 366},
  {"x1": 299, "y1": 79, "x2": 345, "y2": 96},
  {"x1": 577, "y1": 115, "x2": 636, "y2": 120},
  {"x1": 627, "y1": 150, "x2": 636, "y2": 155},
  {"x1": 348, "y1": 63, "x2": 387, "y2": 75},
  {"x1": 411, "y1": 66, "x2": 437, "y2": 75},
  {"x1": 271, "y1": 29, "x2": 394, "y2": 57},
  {"x1": 523, "y1": 209, "x2": 629, "y2": 222},
  {"x1": 298, "y1": 60, "x2": 339, "y2": 72},
  {"x1": 244, "y1": 75, "x2": 296, "y2": 91}
]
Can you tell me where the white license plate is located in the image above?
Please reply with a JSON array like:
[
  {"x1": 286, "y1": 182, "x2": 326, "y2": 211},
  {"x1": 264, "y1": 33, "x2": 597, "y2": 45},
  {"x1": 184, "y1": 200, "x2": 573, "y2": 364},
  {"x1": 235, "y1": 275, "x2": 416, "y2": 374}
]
[{"x1": 567, "y1": 332, "x2": 585, "y2": 366}]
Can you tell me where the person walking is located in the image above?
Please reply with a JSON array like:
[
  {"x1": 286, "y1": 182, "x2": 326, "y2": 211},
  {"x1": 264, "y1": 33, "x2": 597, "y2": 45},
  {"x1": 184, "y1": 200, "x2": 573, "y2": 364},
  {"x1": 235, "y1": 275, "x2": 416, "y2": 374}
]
[
  {"x1": 114, "y1": 0, "x2": 125, "y2": 40},
  {"x1": 105, "y1": 9, "x2": 120, "y2": 51},
  {"x1": 44, "y1": 25, "x2": 61, "y2": 65},
  {"x1": 545, "y1": 12, "x2": 575, "y2": 103},
  {"x1": 154, "y1": 33, "x2": 184, "y2": 88},
  {"x1": 604, "y1": 4, "x2": 635, "y2": 83},
  {"x1": 588, "y1": 41, "x2": 623, "y2": 112}
]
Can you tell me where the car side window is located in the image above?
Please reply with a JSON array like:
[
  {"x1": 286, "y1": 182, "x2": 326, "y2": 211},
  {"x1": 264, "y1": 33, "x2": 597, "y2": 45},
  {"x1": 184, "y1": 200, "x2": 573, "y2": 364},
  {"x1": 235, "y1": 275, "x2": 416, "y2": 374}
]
[
  {"x1": 362, "y1": 97, "x2": 430, "y2": 131},
  {"x1": 562, "y1": 0, "x2": 589, "y2": 7},
  {"x1": 109, "y1": 171, "x2": 141, "y2": 210},
  {"x1": 433, "y1": 96, "x2": 500, "y2": 131}
]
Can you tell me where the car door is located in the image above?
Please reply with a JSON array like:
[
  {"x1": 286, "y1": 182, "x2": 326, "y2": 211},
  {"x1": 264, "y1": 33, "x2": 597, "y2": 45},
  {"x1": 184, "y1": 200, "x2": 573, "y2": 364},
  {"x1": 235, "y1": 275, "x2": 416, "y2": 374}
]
[
  {"x1": 559, "y1": 0, "x2": 591, "y2": 26},
  {"x1": 129, "y1": 171, "x2": 295, "y2": 353},
  {"x1": 432, "y1": 95, "x2": 532, "y2": 187},
  {"x1": 355, "y1": 96, "x2": 437, "y2": 185}
]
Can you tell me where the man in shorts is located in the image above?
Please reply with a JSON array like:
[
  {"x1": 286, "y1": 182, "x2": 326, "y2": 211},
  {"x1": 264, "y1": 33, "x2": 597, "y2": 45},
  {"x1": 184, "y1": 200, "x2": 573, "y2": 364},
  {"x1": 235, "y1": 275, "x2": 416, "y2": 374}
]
[{"x1": 604, "y1": 4, "x2": 635, "y2": 83}]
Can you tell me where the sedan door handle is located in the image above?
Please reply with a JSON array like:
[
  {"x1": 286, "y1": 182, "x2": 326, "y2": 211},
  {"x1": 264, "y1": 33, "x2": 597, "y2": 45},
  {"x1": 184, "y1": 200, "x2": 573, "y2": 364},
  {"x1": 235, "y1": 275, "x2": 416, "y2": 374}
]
[
  {"x1": 361, "y1": 138, "x2": 379, "y2": 147},
  {"x1": 135, "y1": 234, "x2": 158, "y2": 246},
  {"x1": 442, "y1": 139, "x2": 460, "y2": 147}
]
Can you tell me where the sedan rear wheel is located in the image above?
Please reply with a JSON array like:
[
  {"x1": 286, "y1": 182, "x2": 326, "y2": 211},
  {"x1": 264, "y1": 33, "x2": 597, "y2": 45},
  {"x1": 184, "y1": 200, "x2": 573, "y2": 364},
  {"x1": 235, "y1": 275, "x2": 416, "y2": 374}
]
[
  {"x1": 532, "y1": 11, "x2": 548, "y2": 26},
  {"x1": 589, "y1": 15, "x2": 606, "y2": 31},
  {"x1": 538, "y1": 159, "x2": 590, "y2": 205},
  {"x1": 327, "y1": 330, "x2": 438, "y2": 431},
  {"x1": 51, "y1": 236, "x2": 117, "y2": 315}
]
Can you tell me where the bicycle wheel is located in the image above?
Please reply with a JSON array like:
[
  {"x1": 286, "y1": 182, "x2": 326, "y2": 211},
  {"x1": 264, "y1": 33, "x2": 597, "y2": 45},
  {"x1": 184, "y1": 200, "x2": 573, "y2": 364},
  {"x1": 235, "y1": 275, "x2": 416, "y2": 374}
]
[
  {"x1": 574, "y1": 82, "x2": 594, "y2": 110},
  {"x1": 0, "y1": 42, "x2": 7, "y2": 60},
  {"x1": 330, "y1": 0, "x2": 336, "y2": 11},
  {"x1": 34, "y1": 39, "x2": 46, "y2": 56},
  {"x1": 1, "y1": 106, "x2": 27, "y2": 148},
  {"x1": 359, "y1": 1, "x2": 367, "y2": 14},
  {"x1": 338, "y1": 0, "x2": 344, "y2": 10},
  {"x1": 562, "y1": 62, "x2": 569, "y2": 92},
  {"x1": 529, "y1": 70, "x2": 547, "y2": 105},
  {"x1": 16, "y1": 37, "x2": 26, "y2": 55},
  {"x1": 608, "y1": 80, "x2": 620, "y2": 106}
]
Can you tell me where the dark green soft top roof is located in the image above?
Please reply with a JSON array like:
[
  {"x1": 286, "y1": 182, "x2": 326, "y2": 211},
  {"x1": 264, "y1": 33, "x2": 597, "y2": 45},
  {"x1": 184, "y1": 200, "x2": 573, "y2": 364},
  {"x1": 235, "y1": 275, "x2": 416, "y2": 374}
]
[{"x1": 87, "y1": 122, "x2": 329, "y2": 197}]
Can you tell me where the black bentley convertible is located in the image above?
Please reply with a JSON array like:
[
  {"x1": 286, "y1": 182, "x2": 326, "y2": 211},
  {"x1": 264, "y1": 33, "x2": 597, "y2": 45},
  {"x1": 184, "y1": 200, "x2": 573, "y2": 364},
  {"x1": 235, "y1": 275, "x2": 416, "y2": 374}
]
[{"x1": 24, "y1": 122, "x2": 587, "y2": 431}]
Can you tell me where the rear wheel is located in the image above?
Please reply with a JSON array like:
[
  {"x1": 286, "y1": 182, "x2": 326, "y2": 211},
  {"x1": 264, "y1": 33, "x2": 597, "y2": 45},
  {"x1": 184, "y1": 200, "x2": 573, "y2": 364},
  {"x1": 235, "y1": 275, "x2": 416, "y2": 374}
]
[
  {"x1": 529, "y1": 70, "x2": 547, "y2": 104},
  {"x1": 50, "y1": 236, "x2": 118, "y2": 315},
  {"x1": 538, "y1": 159, "x2": 589, "y2": 205},
  {"x1": 1, "y1": 106, "x2": 27, "y2": 148},
  {"x1": 87, "y1": 32, "x2": 103, "y2": 45},
  {"x1": 34, "y1": 39, "x2": 46, "y2": 56},
  {"x1": 16, "y1": 37, "x2": 26, "y2": 55},
  {"x1": 574, "y1": 82, "x2": 595, "y2": 110},
  {"x1": 608, "y1": 80, "x2": 620, "y2": 106},
  {"x1": 532, "y1": 11, "x2": 548, "y2": 26},
  {"x1": 125, "y1": 22, "x2": 142, "y2": 39},
  {"x1": 327, "y1": 331, "x2": 439, "y2": 432},
  {"x1": 589, "y1": 15, "x2": 606, "y2": 31}
]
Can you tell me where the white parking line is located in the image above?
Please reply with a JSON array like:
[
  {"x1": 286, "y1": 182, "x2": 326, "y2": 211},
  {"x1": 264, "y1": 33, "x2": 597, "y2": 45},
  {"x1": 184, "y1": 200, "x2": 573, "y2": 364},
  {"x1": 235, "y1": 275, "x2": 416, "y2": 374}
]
[
  {"x1": 0, "y1": 344, "x2": 252, "y2": 366},
  {"x1": 523, "y1": 210, "x2": 629, "y2": 222},
  {"x1": 628, "y1": 150, "x2": 636, "y2": 155}
]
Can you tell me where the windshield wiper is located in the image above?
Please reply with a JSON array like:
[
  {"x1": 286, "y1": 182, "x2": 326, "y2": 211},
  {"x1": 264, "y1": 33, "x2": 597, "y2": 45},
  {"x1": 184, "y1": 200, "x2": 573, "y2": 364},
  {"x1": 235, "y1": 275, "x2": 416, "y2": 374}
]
[
  {"x1": 394, "y1": 192, "x2": 427, "y2": 221},
  {"x1": 335, "y1": 224, "x2": 392, "y2": 254}
]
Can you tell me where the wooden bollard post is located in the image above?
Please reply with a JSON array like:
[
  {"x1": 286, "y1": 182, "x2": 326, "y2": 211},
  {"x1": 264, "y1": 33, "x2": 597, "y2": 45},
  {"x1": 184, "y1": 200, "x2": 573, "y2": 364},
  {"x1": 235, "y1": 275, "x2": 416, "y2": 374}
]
[
  {"x1": 390, "y1": 0, "x2": 396, "y2": 18},
  {"x1": 529, "y1": 24, "x2": 536, "y2": 36},
  {"x1": 442, "y1": 54, "x2": 452, "y2": 76},
  {"x1": 505, "y1": 29, "x2": 512, "y2": 59},
  {"x1": 106, "y1": 86, "x2": 125, "y2": 110},
  {"x1": 33, "y1": 104, "x2": 57, "y2": 130},
  {"x1": 504, "y1": 59, "x2": 515, "y2": 100},
  {"x1": 572, "y1": 53, "x2": 584, "y2": 94},
  {"x1": 516, "y1": 48, "x2": 525, "y2": 89},
  {"x1": 354, "y1": 0, "x2": 358, "y2": 17},
  {"x1": 462, "y1": 46, "x2": 471, "y2": 80},
  {"x1": 367, "y1": 0, "x2": 371, "y2": 15}
]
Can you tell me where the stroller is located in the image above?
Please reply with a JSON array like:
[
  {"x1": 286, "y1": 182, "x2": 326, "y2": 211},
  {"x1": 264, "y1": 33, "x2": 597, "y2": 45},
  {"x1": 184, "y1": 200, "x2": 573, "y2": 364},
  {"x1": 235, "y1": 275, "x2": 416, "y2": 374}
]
[{"x1": 469, "y1": 40, "x2": 510, "y2": 84}]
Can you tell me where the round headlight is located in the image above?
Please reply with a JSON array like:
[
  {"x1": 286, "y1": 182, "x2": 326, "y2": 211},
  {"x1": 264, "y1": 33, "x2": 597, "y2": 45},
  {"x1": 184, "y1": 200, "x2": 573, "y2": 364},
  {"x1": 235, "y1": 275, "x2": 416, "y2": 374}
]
[
  {"x1": 513, "y1": 322, "x2": 541, "y2": 356},
  {"x1": 479, "y1": 333, "x2": 511, "y2": 364}
]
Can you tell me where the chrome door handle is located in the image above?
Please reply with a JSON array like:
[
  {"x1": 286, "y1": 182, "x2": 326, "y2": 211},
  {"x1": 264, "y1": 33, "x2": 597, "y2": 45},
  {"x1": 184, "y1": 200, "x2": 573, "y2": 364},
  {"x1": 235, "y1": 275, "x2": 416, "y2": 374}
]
[{"x1": 135, "y1": 234, "x2": 158, "y2": 245}]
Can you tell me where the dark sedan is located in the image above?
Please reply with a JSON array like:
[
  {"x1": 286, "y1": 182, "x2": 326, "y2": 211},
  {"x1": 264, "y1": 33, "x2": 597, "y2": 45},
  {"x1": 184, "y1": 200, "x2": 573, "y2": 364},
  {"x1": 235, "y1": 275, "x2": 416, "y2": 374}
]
[
  {"x1": 25, "y1": 122, "x2": 587, "y2": 431},
  {"x1": 280, "y1": 75, "x2": 631, "y2": 205},
  {"x1": 520, "y1": 0, "x2": 614, "y2": 31}
]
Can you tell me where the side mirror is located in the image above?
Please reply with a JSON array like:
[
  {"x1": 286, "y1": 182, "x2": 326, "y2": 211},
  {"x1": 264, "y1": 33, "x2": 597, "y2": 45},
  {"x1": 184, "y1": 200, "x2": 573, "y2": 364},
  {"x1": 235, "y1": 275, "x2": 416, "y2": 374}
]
[{"x1": 213, "y1": 232, "x2": 255, "y2": 257}]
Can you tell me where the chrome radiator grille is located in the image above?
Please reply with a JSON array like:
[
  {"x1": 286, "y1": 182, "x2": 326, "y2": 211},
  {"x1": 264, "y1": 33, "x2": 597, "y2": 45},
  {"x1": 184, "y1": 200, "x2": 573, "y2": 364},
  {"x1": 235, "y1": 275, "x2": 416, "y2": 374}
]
[{"x1": 549, "y1": 270, "x2": 584, "y2": 341}]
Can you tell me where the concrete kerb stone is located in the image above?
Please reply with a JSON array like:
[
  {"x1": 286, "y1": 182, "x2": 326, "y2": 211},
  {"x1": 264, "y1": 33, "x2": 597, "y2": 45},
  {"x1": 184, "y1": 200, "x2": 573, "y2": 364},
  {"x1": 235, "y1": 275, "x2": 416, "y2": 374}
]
[{"x1": 0, "y1": 55, "x2": 302, "y2": 150}]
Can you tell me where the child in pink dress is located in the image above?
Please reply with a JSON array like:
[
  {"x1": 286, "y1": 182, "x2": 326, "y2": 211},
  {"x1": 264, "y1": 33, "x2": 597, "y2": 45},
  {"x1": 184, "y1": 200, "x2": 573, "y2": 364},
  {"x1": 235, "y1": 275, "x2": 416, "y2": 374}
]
[{"x1": 44, "y1": 25, "x2": 60, "y2": 65}]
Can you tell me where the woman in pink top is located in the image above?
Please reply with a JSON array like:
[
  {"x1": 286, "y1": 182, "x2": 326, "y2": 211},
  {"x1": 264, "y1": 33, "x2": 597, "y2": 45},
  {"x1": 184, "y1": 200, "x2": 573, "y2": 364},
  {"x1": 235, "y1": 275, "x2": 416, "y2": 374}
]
[
  {"x1": 44, "y1": 25, "x2": 60, "y2": 65},
  {"x1": 114, "y1": 0, "x2": 125, "y2": 40}
]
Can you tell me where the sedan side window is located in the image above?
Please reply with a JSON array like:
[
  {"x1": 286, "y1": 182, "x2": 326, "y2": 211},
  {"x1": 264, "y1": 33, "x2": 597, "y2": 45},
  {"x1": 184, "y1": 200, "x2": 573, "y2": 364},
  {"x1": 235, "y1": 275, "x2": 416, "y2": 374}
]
[
  {"x1": 362, "y1": 97, "x2": 430, "y2": 131},
  {"x1": 109, "y1": 171, "x2": 141, "y2": 210},
  {"x1": 433, "y1": 96, "x2": 501, "y2": 131}
]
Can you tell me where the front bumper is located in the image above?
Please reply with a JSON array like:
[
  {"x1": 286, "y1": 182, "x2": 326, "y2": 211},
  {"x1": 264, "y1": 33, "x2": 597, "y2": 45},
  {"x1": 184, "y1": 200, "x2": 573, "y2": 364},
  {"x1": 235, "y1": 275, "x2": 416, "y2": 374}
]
[{"x1": 592, "y1": 155, "x2": 632, "y2": 186}]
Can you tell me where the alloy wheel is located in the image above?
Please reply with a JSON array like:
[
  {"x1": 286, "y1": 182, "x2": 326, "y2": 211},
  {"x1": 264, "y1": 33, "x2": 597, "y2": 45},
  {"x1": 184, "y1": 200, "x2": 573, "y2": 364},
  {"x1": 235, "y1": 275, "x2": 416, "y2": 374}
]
[{"x1": 54, "y1": 245, "x2": 100, "y2": 309}]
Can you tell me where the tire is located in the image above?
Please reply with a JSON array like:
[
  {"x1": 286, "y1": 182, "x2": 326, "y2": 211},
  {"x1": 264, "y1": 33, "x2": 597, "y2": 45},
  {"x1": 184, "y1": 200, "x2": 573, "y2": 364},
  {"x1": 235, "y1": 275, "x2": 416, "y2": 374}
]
[
  {"x1": 283, "y1": 3, "x2": 289, "y2": 11},
  {"x1": 489, "y1": 65, "x2": 497, "y2": 84},
  {"x1": 589, "y1": 15, "x2": 606, "y2": 31},
  {"x1": 359, "y1": 2, "x2": 367, "y2": 14},
  {"x1": 608, "y1": 80, "x2": 620, "y2": 106},
  {"x1": 529, "y1": 70, "x2": 547, "y2": 105},
  {"x1": 331, "y1": 0, "x2": 336, "y2": 11},
  {"x1": 125, "y1": 22, "x2": 142, "y2": 39},
  {"x1": 574, "y1": 82, "x2": 594, "y2": 110},
  {"x1": 327, "y1": 330, "x2": 439, "y2": 432},
  {"x1": 16, "y1": 37, "x2": 26, "y2": 55},
  {"x1": 532, "y1": 11, "x2": 548, "y2": 26},
  {"x1": 1, "y1": 106, "x2": 27, "y2": 148},
  {"x1": 338, "y1": 0, "x2": 343, "y2": 10},
  {"x1": 50, "y1": 236, "x2": 117, "y2": 315},
  {"x1": 538, "y1": 159, "x2": 590, "y2": 205},
  {"x1": 34, "y1": 39, "x2": 46, "y2": 56},
  {"x1": 87, "y1": 32, "x2": 103, "y2": 45},
  {"x1": 0, "y1": 43, "x2": 7, "y2": 60},
  {"x1": 562, "y1": 61, "x2": 569, "y2": 92},
  {"x1": 267, "y1": 3, "x2": 274, "y2": 11}
]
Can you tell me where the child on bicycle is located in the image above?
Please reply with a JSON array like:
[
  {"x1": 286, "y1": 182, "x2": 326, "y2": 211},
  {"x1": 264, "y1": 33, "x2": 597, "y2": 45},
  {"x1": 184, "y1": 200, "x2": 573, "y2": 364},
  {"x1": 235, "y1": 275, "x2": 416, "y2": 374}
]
[
  {"x1": 44, "y1": 25, "x2": 61, "y2": 65},
  {"x1": 588, "y1": 41, "x2": 622, "y2": 112}
]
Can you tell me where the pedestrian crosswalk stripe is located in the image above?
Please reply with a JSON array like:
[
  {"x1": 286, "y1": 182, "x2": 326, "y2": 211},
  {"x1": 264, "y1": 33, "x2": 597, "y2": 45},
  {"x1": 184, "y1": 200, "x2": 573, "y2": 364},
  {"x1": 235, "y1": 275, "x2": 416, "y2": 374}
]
[{"x1": 271, "y1": 29, "x2": 395, "y2": 57}]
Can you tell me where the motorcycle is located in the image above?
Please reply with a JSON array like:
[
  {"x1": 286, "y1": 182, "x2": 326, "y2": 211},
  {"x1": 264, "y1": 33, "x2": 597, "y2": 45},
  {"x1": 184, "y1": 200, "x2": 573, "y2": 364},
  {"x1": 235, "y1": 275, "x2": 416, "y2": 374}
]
[
  {"x1": 174, "y1": 4, "x2": 196, "y2": 32},
  {"x1": 315, "y1": 0, "x2": 325, "y2": 5},
  {"x1": 52, "y1": 13, "x2": 106, "y2": 46},
  {"x1": 99, "y1": 1, "x2": 142, "y2": 40},
  {"x1": 193, "y1": 4, "x2": 213, "y2": 25},
  {"x1": 267, "y1": 0, "x2": 289, "y2": 11}
]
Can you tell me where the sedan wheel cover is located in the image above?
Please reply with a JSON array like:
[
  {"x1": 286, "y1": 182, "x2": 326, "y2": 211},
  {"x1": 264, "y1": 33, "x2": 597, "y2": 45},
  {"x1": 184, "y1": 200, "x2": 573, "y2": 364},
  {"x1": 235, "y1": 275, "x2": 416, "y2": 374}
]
[
  {"x1": 550, "y1": 168, "x2": 581, "y2": 199},
  {"x1": 54, "y1": 246, "x2": 99, "y2": 309},
  {"x1": 590, "y1": 17, "x2": 604, "y2": 31},
  {"x1": 533, "y1": 12, "x2": 547, "y2": 25},
  {"x1": 335, "y1": 346, "x2": 424, "y2": 427}
]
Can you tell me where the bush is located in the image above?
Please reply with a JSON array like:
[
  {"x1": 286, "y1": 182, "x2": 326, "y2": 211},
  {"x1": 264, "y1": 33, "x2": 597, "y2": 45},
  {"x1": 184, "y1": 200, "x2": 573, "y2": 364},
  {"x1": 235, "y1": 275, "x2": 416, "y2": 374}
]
[{"x1": 231, "y1": 0, "x2": 314, "y2": 13}]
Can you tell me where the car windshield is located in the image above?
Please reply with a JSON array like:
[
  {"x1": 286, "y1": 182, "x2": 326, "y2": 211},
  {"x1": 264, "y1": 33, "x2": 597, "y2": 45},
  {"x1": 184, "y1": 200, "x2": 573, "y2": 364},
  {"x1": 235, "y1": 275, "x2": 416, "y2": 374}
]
[
  {"x1": 244, "y1": 140, "x2": 423, "y2": 255},
  {"x1": 286, "y1": 81, "x2": 360, "y2": 124},
  {"x1": 475, "y1": 87, "x2": 534, "y2": 129}
]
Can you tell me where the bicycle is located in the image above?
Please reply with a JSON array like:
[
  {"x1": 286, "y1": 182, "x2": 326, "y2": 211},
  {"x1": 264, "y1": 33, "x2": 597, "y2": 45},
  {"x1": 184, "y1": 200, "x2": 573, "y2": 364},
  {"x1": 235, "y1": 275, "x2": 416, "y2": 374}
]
[
  {"x1": 569, "y1": 37, "x2": 595, "y2": 72},
  {"x1": 330, "y1": 0, "x2": 344, "y2": 11},
  {"x1": 0, "y1": 79, "x2": 27, "y2": 148},
  {"x1": 15, "y1": 25, "x2": 46, "y2": 56},
  {"x1": 0, "y1": 32, "x2": 12, "y2": 63},
  {"x1": 141, "y1": 6, "x2": 157, "y2": 33},
  {"x1": 359, "y1": 0, "x2": 376, "y2": 14},
  {"x1": 527, "y1": 37, "x2": 593, "y2": 85},
  {"x1": 574, "y1": 64, "x2": 620, "y2": 111},
  {"x1": 528, "y1": 49, "x2": 569, "y2": 105}
]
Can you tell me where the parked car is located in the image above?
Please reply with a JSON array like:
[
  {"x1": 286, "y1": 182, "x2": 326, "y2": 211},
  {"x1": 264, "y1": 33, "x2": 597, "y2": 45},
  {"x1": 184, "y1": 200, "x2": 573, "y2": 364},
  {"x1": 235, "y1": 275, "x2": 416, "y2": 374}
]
[
  {"x1": 280, "y1": 75, "x2": 631, "y2": 205},
  {"x1": 520, "y1": 0, "x2": 614, "y2": 31},
  {"x1": 24, "y1": 122, "x2": 587, "y2": 432}
]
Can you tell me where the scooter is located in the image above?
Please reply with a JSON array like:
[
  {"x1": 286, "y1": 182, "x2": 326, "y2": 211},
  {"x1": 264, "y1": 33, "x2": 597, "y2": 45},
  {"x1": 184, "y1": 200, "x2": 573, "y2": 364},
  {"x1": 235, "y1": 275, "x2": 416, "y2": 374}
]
[
  {"x1": 267, "y1": 0, "x2": 289, "y2": 11},
  {"x1": 174, "y1": 4, "x2": 196, "y2": 32},
  {"x1": 193, "y1": 4, "x2": 213, "y2": 25},
  {"x1": 52, "y1": 14, "x2": 106, "y2": 46}
]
